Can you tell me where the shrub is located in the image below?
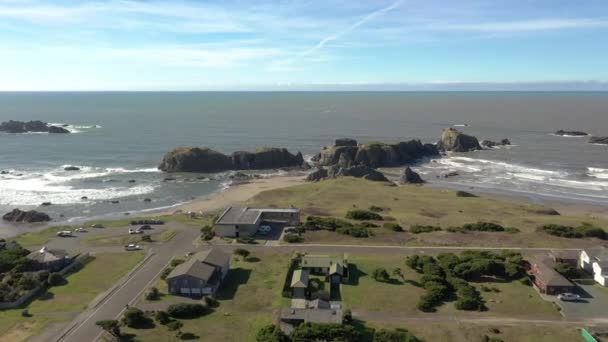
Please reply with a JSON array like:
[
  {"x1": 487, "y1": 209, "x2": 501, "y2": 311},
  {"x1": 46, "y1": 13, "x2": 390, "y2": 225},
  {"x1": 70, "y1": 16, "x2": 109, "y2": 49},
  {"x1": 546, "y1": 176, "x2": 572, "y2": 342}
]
[
  {"x1": 47, "y1": 272, "x2": 65, "y2": 286},
  {"x1": 203, "y1": 296, "x2": 219, "y2": 308},
  {"x1": 171, "y1": 258, "x2": 185, "y2": 267},
  {"x1": 121, "y1": 307, "x2": 151, "y2": 328},
  {"x1": 167, "y1": 303, "x2": 210, "y2": 319},
  {"x1": 505, "y1": 227, "x2": 520, "y2": 234},
  {"x1": 383, "y1": 223, "x2": 404, "y2": 232},
  {"x1": 359, "y1": 222, "x2": 379, "y2": 228},
  {"x1": 460, "y1": 222, "x2": 505, "y2": 232},
  {"x1": 96, "y1": 320, "x2": 121, "y2": 337},
  {"x1": 372, "y1": 268, "x2": 390, "y2": 282},
  {"x1": 301, "y1": 216, "x2": 353, "y2": 231},
  {"x1": 141, "y1": 234, "x2": 152, "y2": 242},
  {"x1": 456, "y1": 191, "x2": 478, "y2": 198},
  {"x1": 180, "y1": 332, "x2": 197, "y2": 340},
  {"x1": 155, "y1": 310, "x2": 171, "y2": 325},
  {"x1": 21, "y1": 309, "x2": 31, "y2": 317},
  {"x1": 234, "y1": 248, "x2": 251, "y2": 260},
  {"x1": 256, "y1": 324, "x2": 290, "y2": 342},
  {"x1": 200, "y1": 225, "x2": 215, "y2": 240},
  {"x1": 145, "y1": 287, "x2": 160, "y2": 301},
  {"x1": 160, "y1": 267, "x2": 173, "y2": 280},
  {"x1": 336, "y1": 226, "x2": 371, "y2": 238},
  {"x1": 554, "y1": 262, "x2": 578, "y2": 279},
  {"x1": 375, "y1": 328, "x2": 421, "y2": 342},
  {"x1": 342, "y1": 309, "x2": 353, "y2": 324},
  {"x1": 284, "y1": 234, "x2": 303, "y2": 243},
  {"x1": 290, "y1": 322, "x2": 361, "y2": 342},
  {"x1": 346, "y1": 209, "x2": 383, "y2": 221},
  {"x1": 167, "y1": 320, "x2": 183, "y2": 331},
  {"x1": 369, "y1": 205, "x2": 384, "y2": 212},
  {"x1": 409, "y1": 225, "x2": 441, "y2": 234}
]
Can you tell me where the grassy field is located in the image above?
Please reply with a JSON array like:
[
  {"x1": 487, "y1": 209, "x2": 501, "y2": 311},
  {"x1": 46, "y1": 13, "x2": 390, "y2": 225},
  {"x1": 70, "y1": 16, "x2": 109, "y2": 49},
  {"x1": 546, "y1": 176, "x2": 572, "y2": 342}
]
[
  {"x1": 248, "y1": 177, "x2": 608, "y2": 247},
  {"x1": 367, "y1": 320, "x2": 582, "y2": 342},
  {"x1": 0, "y1": 252, "x2": 144, "y2": 342},
  {"x1": 342, "y1": 255, "x2": 559, "y2": 318},
  {"x1": 83, "y1": 229, "x2": 177, "y2": 247},
  {"x1": 126, "y1": 251, "x2": 289, "y2": 341}
]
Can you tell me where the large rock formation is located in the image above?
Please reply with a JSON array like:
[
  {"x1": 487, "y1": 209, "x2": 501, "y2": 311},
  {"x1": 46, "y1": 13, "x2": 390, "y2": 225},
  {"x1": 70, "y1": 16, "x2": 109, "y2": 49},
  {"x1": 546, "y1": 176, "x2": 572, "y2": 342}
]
[
  {"x1": 437, "y1": 128, "x2": 482, "y2": 152},
  {"x1": 589, "y1": 136, "x2": 608, "y2": 145},
  {"x1": 327, "y1": 164, "x2": 389, "y2": 182},
  {"x1": 555, "y1": 130, "x2": 588, "y2": 137},
  {"x1": 400, "y1": 167, "x2": 425, "y2": 184},
  {"x1": 312, "y1": 138, "x2": 438, "y2": 168},
  {"x1": 158, "y1": 147, "x2": 304, "y2": 173},
  {"x1": 0, "y1": 120, "x2": 70, "y2": 134},
  {"x1": 306, "y1": 168, "x2": 328, "y2": 182},
  {"x1": 2, "y1": 209, "x2": 51, "y2": 223}
]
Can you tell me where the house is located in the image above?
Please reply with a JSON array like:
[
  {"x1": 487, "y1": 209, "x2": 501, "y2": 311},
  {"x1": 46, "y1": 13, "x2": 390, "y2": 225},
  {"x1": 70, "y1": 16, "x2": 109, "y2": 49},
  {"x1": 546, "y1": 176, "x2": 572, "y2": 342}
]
[
  {"x1": 300, "y1": 254, "x2": 349, "y2": 284},
  {"x1": 291, "y1": 269, "x2": 309, "y2": 298},
  {"x1": 214, "y1": 206, "x2": 300, "y2": 237},
  {"x1": 167, "y1": 248, "x2": 230, "y2": 297},
  {"x1": 529, "y1": 256, "x2": 575, "y2": 295},
  {"x1": 549, "y1": 249, "x2": 580, "y2": 267},
  {"x1": 26, "y1": 247, "x2": 73, "y2": 272},
  {"x1": 580, "y1": 246, "x2": 608, "y2": 286},
  {"x1": 279, "y1": 307, "x2": 343, "y2": 334}
]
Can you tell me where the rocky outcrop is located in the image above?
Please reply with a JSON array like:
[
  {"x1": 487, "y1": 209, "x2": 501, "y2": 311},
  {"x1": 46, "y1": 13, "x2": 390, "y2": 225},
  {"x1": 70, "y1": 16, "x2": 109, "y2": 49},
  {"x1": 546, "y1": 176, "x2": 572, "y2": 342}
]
[
  {"x1": 2, "y1": 209, "x2": 51, "y2": 223},
  {"x1": 327, "y1": 164, "x2": 389, "y2": 182},
  {"x1": 312, "y1": 138, "x2": 438, "y2": 168},
  {"x1": 400, "y1": 167, "x2": 424, "y2": 184},
  {"x1": 64, "y1": 166, "x2": 80, "y2": 171},
  {"x1": 158, "y1": 147, "x2": 304, "y2": 173},
  {"x1": 306, "y1": 168, "x2": 328, "y2": 182},
  {"x1": 437, "y1": 128, "x2": 482, "y2": 152},
  {"x1": 555, "y1": 130, "x2": 589, "y2": 137},
  {"x1": 0, "y1": 120, "x2": 71, "y2": 134},
  {"x1": 589, "y1": 136, "x2": 608, "y2": 145},
  {"x1": 481, "y1": 139, "x2": 511, "y2": 148}
]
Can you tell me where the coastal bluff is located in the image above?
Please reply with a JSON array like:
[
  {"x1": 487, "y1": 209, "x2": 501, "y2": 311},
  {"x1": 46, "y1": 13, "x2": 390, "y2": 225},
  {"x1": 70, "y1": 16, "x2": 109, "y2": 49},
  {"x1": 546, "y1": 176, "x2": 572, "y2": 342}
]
[{"x1": 158, "y1": 147, "x2": 304, "y2": 173}]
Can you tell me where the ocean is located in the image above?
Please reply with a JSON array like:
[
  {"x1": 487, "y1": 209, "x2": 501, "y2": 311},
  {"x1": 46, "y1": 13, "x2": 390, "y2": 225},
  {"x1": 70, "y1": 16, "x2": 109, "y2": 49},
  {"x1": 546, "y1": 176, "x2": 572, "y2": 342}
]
[{"x1": 0, "y1": 92, "x2": 607, "y2": 233}]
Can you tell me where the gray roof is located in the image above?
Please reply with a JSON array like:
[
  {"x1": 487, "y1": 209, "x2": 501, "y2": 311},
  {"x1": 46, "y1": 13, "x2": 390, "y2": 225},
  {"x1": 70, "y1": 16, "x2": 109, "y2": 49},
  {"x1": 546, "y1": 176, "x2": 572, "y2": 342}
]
[
  {"x1": 301, "y1": 254, "x2": 347, "y2": 270},
  {"x1": 291, "y1": 269, "x2": 309, "y2": 288},
  {"x1": 586, "y1": 246, "x2": 608, "y2": 261},
  {"x1": 279, "y1": 308, "x2": 343, "y2": 324},
  {"x1": 532, "y1": 256, "x2": 574, "y2": 287},
  {"x1": 167, "y1": 248, "x2": 230, "y2": 281},
  {"x1": 27, "y1": 247, "x2": 70, "y2": 263},
  {"x1": 308, "y1": 299, "x2": 331, "y2": 309},
  {"x1": 215, "y1": 207, "x2": 262, "y2": 225}
]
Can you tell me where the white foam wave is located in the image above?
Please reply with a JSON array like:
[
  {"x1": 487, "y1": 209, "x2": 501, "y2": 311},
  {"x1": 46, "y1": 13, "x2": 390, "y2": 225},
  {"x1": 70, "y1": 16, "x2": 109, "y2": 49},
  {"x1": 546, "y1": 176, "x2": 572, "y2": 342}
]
[
  {"x1": 48, "y1": 123, "x2": 102, "y2": 133},
  {"x1": 588, "y1": 167, "x2": 608, "y2": 179}
]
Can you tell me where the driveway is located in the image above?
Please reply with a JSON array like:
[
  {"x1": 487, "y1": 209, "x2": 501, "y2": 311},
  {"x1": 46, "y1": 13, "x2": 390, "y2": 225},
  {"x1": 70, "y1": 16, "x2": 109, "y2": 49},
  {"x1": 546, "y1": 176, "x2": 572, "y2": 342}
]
[{"x1": 555, "y1": 283, "x2": 608, "y2": 319}]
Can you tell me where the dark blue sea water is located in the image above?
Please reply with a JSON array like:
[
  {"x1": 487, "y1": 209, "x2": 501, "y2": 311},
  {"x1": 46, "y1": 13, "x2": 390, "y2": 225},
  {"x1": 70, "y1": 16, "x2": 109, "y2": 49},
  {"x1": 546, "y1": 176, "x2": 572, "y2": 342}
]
[{"x1": 0, "y1": 92, "x2": 606, "y2": 233}]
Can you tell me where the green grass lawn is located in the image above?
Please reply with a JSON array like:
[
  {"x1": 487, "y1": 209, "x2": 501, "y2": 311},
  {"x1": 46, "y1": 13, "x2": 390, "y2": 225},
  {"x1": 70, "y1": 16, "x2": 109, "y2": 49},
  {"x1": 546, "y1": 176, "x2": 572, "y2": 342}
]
[
  {"x1": 14, "y1": 226, "x2": 70, "y2": 247},
  {"x1": 342, "y1": 254, "x2": 559, "y2": 319},
  {"x1": 83, "y1": 229, "x2": 177, "y2": 247},
  {"x1": 0, "y1": 252, "x2": 144, "y2": 342},
  {"x1": 248, "y1": 177, "x2": 608, "y2": 247},
  {"x1": 126, "y1": 252, "x2": 289, "y2": 341}
]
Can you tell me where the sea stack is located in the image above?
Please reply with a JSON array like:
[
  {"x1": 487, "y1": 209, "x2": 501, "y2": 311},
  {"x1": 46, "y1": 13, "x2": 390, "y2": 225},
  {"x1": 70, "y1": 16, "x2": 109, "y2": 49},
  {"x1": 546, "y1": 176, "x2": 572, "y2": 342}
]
[{"x1": 437, "y1": 128, "x2": 482, "y2": 152}]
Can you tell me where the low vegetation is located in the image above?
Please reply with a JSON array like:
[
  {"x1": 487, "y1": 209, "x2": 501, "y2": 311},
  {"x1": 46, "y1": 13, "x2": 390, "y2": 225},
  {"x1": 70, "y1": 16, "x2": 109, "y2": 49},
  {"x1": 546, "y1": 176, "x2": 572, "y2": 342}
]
[
  {"x1": 346, "y1": 209, "x2": 383, "y2": 221},
  {"x1": 406, "y1": 251, "x2": 527, "y2": 312},
  {"x1": 409, "y1": 225, "x2": 441, "y2": 234},
  {"x1": 383, "y1": 222, "x2": 404, "y2": 232},
  {"x1": 540, "y1": 223, "x2": 606, "y2": 239},
  {"x1": 256, "y1": 323, "x2": 421, "y2": 342}
]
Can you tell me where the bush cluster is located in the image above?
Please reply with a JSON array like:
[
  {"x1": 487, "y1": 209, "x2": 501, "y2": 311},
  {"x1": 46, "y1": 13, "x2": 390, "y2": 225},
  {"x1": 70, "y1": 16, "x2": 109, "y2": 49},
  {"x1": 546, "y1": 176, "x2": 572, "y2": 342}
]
[
  {"x1": 300, "y1": 216, "x2": 353, "y2": 231},
  {"x1": 409, "y1": 225, "x2": 441, "y2": 234},
  {"x1": 407, "y1": 250, "x2": 526, "y2": 312},
  {"x1": 447, "y1": 222, "x2": 505, "y2": 233},
  {"x1": 540, "y1": 224, "x2": 606, "y2": 239},
  {"x1": 167, "y1": 303, "x2": 211, "y2": 319},
  {"x1": 200, "y1": 225, "x2": 215, "y2": 240},
  {"x1": 283, "y1": 234, "x2": 303, "y2": 243},
  {"x1": 345, "y1": 210, "x2": 383, "y2": 221},
  {"x1": 383, "y1": 222, "x2": 404, "y2": 232},
  {"x1": 256, "y1": 323, "x2": 421, "y2": 342},
  {"x1": 368, "y1": 205, "x2": 384, "y2": 212},
  {"x1": 336, "y1": 226, "x2": 372, "y2": 238}
]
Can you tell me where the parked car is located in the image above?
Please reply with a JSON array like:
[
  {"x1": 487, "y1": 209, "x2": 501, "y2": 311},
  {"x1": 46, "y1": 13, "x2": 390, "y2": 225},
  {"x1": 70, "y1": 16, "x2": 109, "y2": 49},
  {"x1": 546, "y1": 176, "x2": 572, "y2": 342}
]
[
  {"x1": 128, "y1": 228, "x2": 143, "y2": 235},
  {"x1": 75, "y1": 227, "x2": 87, "y2": 233},
  {"x1": 56, "y1": 231, "x2": 73, "y2": 237},
  {"x1": 558, "y1": 293, "x2": 581, "y2": 301},
  {"x1": 124, "y1": 244, "x2": 142, "y2": 251}
]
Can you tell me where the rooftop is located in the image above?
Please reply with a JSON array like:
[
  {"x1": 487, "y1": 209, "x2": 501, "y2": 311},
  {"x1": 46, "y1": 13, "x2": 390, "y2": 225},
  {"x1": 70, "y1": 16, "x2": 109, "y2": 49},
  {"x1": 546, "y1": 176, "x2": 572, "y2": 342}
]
[
  {"x1": 532, "y1": 256, "x2": 574, "y2": 287},
  {"x1": 215, "y1": 207, "x2": 300, "y2": 225},
  {"x1": 301, "y1": 254, "x2": 347, "y2": 269},
  {"x1": 291, "y1": 269, "x2": 309, "y2": 288},
  {"x1": 27, "y1": 247, "x2": 70, "y2": 263},
  {"x1": 167, "y1": 248, "x2": 230, "y2": 281},
  {"x1": 586, "y1": 246, "x2": 608, "y2": 261},
  {"x1": 279, "y1": 308, "x2": 343, "y2": 324}
]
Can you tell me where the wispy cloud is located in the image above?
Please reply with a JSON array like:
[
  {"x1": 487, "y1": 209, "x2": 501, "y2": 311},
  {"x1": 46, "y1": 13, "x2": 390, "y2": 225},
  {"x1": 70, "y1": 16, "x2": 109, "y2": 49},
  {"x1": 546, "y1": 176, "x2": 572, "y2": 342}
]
[{"x1": 433, "y1": 18, "x2": 608, "y2": 33}]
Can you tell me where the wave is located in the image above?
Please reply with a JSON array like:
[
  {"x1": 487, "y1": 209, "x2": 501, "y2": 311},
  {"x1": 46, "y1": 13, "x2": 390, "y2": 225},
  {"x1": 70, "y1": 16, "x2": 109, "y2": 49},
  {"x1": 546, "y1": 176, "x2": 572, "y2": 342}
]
[
  {"x1": 48, "y1": 123, "x2": 102, "y2": 133},
  {"x1": 588, "y1": 167, "x2": 608, "y2": 179}
]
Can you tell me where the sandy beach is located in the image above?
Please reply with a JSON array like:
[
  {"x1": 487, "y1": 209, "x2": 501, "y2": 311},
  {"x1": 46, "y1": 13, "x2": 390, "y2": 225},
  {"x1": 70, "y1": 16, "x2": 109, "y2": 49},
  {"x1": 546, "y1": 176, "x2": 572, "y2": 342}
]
[{"x1": 167, "y1": 175, "x2": 306, "y2": 214}]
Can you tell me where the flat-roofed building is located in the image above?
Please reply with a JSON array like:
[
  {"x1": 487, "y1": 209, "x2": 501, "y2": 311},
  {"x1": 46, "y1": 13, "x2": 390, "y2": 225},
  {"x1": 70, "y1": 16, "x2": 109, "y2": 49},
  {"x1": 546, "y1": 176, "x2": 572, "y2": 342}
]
[{"x1": 214, "y1": 206, "x2": 300, "y2": 237}]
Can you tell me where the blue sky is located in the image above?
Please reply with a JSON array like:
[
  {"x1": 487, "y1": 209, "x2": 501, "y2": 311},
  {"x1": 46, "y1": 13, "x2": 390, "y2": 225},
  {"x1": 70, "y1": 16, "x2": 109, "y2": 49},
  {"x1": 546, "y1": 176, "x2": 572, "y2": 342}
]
[{"x1": 0, "y1": 0, "x2": 608, "y2": 90}]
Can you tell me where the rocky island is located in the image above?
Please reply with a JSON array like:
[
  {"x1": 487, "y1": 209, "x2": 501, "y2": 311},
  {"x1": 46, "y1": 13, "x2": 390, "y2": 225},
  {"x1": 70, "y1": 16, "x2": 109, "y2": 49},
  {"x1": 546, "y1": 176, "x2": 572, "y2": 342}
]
[
  {"x1": 554, "y1": 130, "x2": 589, "y2": 137},
  {"x1": 158, "y1": 147, "x2": 305, "y2": 173},
  {"x1": 2, "y1": 209, "x2": 51, "y2": 223},
  {"x1": 0, "y1": 120, "x2": 70, "y2": 134},
  {"x1": 589, "y1": 136, "x2": 608, "y2": 145},
  {"x1": 437, "y1": 127, "x2": 482, "y2": 152}
]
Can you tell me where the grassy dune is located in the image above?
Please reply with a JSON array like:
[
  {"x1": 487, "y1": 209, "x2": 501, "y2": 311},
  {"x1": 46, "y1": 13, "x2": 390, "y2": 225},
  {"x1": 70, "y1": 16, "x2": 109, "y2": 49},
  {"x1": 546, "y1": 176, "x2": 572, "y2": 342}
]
[{"x1": 248, "y1": 177, "x2": 608, "y2": 247}]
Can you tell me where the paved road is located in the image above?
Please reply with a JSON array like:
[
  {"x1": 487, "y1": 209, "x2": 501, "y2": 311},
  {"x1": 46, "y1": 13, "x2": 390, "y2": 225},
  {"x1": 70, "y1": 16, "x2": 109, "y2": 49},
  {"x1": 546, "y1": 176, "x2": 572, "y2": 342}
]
[
  {"x1": 54, "y1": 228, "x2": 200, "y2": 342},
  {"x1": 50, "y1": 230, "x2": 585, "y2": 341}
]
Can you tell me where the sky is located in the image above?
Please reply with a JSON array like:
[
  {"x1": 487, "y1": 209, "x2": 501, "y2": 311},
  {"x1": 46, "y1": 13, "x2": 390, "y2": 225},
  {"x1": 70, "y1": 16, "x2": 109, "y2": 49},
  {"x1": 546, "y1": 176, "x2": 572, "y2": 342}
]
[{"x1": 0, "y1": 0, "x2": 608, "y2": 90}]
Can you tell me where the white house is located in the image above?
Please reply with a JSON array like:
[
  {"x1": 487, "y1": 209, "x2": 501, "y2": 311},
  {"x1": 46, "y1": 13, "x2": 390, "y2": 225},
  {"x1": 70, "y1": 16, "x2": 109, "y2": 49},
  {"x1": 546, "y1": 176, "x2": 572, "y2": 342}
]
[{"x1": 580, "y1": 246, "x2": 608, "y2": 286}]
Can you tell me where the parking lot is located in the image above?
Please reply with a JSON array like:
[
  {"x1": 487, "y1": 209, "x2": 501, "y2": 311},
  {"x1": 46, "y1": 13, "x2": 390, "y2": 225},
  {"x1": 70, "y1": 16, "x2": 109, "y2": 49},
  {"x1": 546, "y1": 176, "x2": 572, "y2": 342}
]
[{"x1": 554, "y1": 283, "x2": 608, "y2": 319}]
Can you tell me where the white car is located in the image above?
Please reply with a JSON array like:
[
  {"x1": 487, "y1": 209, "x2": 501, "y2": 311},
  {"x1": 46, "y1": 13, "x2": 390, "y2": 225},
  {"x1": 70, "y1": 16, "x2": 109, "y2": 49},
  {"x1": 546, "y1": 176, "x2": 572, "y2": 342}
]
[
  {"x1": 56, "y1": 231, "x2": 73, "y2": 237},
  {"x1": 124, "y1": 244, "x2": 142, "y2": 251},
  {"x1": 128, "y1": 228, "x2": 143, "y2": 235},
  {"x1": 75, "y1": 227, "x2": 87, "y2": 233},
  {"x1": 558, "y1": 293, "x2": 581, "y2": 301}
]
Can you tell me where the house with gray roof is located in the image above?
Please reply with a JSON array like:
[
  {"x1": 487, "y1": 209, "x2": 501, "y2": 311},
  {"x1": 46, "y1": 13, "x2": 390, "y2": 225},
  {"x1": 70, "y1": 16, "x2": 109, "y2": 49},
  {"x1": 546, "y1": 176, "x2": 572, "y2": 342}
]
[
  {"x1": 167, "y1": 248, "x2": 230, "y2": 297},
  {"x1": 279, "y1": 307, "x2": 343, "y2": 334},
  {"x1": 291, "y1": 269, "x2": 309, "y2": 298},
  {"x1": 214, "y1": 206, "x2": 300, "y2": 238},
  {"x1": 529, "y1": 255, "x2": 575, "y2": 295},
  {"x1": 26, "y1": 246, "x2": 73, "y2": 272},
  {"x1": 581, "y1": 246, "x2": 608, "y2": 286},
  {"x1": 301, "y1": 254, "x2": 349, "y2": 284}
]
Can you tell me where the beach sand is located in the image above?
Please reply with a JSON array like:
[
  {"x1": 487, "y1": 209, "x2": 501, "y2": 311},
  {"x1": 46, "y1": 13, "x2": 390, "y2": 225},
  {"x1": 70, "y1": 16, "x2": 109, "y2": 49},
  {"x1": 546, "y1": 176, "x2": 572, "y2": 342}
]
[{"x1": 167, "y1": 175, "x2": 305, "y2": 214}]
